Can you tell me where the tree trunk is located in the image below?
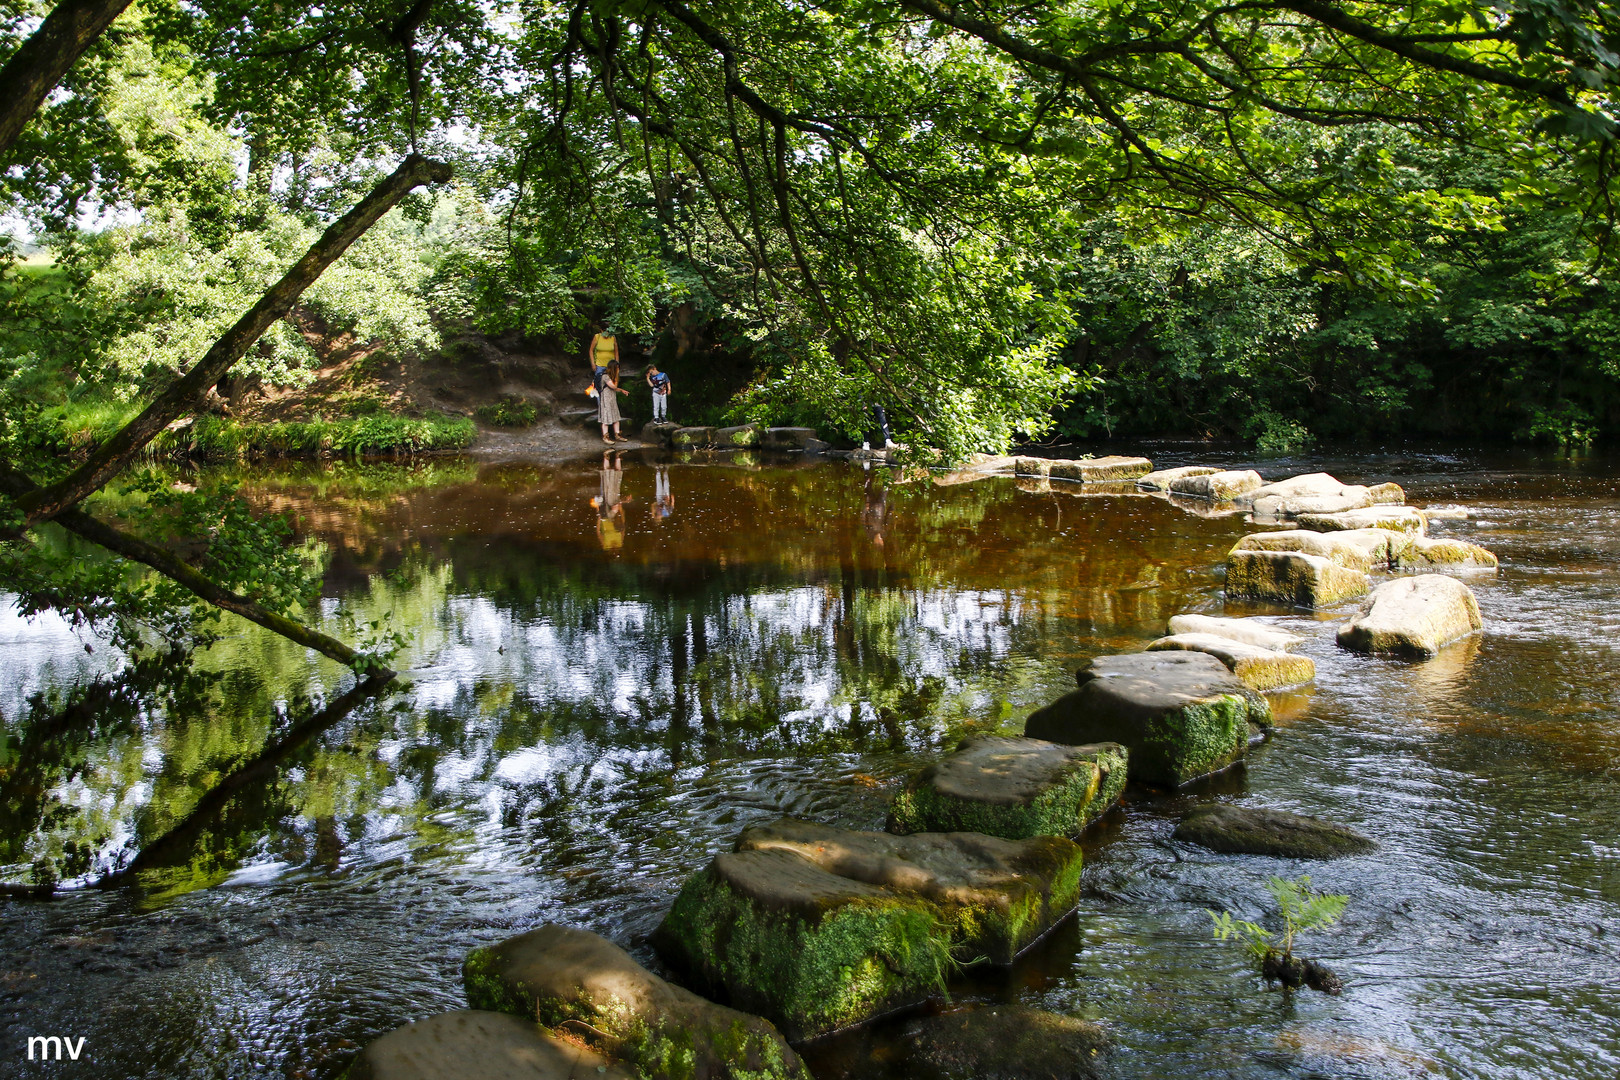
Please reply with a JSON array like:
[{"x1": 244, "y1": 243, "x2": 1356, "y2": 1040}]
[{"x1": 0, "y1": 0, "x2": 134, "y2": 162}]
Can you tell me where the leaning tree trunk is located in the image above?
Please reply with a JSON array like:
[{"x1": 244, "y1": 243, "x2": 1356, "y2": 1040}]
[{"x1": 0, "y1": 0, "x2": 134, "y2": 162}]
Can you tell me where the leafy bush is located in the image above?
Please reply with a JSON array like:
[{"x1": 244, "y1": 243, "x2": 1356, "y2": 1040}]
[{"x1": 475, "y1": 395, "x2": 541, "y2": 427}]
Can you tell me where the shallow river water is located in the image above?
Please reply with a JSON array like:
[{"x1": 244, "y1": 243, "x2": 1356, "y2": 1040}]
[{"x1": 3, "y1": 445, "x2": 1619, "y2": 1079}]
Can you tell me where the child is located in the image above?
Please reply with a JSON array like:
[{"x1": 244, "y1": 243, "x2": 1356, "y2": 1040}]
[{"x1": 646, "y1": 364, "x2": 672, "y2": 422}]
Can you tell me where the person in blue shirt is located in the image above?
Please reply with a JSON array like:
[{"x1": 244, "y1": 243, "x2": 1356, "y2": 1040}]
[{"x1": 646, "y1": 364, "x2": 672, "y2": 422}]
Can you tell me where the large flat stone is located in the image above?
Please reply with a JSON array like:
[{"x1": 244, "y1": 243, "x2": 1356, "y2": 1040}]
[
  {"x1": 344, "y1": 1010, "x2": 637, "y2": 1080},
  {"x1": 1168, "y1": 469, "x2": 1263, "y2": 501},
  {"x1": 887, "y1": 735, "x2": 1127, "y2": 840},
  {"x1": 1245, "y1": 473, "x2": 1391, "y2": 518},
  {"x1": 1014, "y1": 456, "x2": 1051, "y2": 477},
  {"x1": 762, "y1": 427, "x2": 818, "y2": 449},
  {"x1": 1225, "y1": 550, "x2": 1370, "y2": 607},
  {"x1": 1296, "y1": 506, "x2": 1427, "y2": 535},
  {"x1": 1230, "y1": 528, "x2": 1408, "y2": 573},
  {"x1": 1056, "y1": 455, "x2": 1152, "y2": 482},
  {"x1": 897, "y1": 1004, "x2": 1110, "y2": 1080},
  {"x1": 714, "y1": 423, "x2": 764, "y2": 448},
  {"x1": 1165, "y1": 614, "x2": 1302, "y2": 651},
  {"x1": 1335, "y1": 575, "x2": 1483, "y2": 657},
  {"x1": 654, "y1": 847, "x2": 947, "y2": 1041},
  {"x1": 1145, "y1": 633, "x2": 1316, "y2": 691},
  {"x1": 641, "y1": 421, "x2": 681, "y2": 447},
  {"x1": 1137, "y1": 465, "x2": 1221, "y2": 491},
  {"x1": 735, "y1": 818, "x2": 1085, "y2": 965},
  {"x1": 1024, "y1": 652, "x2": 1272, "y2": 788},
  {"x1": 464, "y1": 925, "x2": 807, "y2": 1080},
  {"x1": 1396, "y1": 536, "x2": 1498, "y2": 569},
  {"x1": 672, "y1": 426, "x2": 716, "y2": 449},
  {"x1": 1173, "y1": 803, "x2": 1375, "y2": 859}
]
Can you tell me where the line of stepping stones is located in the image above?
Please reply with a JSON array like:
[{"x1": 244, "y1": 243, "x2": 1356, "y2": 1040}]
[
  {"x1": 640, "y1": 422, "x2": 830, "y2": 453},
  {"x1": 346, "y1": 457, "x2": 1493, "y2": 1080}
]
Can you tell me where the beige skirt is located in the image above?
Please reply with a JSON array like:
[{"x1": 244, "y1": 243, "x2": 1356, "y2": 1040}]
[{"x1": 598, "y1": 388, "x2": 621, "y2": 425}]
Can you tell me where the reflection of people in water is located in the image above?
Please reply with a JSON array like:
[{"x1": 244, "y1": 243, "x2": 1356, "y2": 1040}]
[
  {"x1": 651, "y1": 465, "x2": 675, "y2": 521},
  {"x1": 591, "y1": 451, "x2": 633, "y2": 549},
  {"x1": 862, "y1": 466, "x2": 888, "y2": 548}
]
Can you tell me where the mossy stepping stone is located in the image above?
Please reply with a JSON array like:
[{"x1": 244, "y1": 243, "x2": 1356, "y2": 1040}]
[
  {"x1": 344, "y1": 1009, "x2": 637, "y2": 1080},
  {"x1": 654, "y1": 847, "x2": 948, "y2": 1042},
  {"x1": 1229, "y1": 528, "x2": 1409, "y2": 574},
  {"x1": 1024, "y1": 652, "x2": 1272, "y2": 788},
  {"x1": 1225, "y1": 549, "x2": 1370, "y2": 608},
  {"x1": 736, "y1": 817, "x2": 1085, "y2": 965},
  {"x1": 464, "y1": 924, "x2": 807, "y2": 1080},
  {"x1": 887, "y1": 735, "x2": 1126, "y2": 840},
  {"x1": 1173, "y1": 803, "x2": 1375, "y2": 859}
]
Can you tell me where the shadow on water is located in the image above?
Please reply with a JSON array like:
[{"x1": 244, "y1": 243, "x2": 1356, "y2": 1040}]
[{"x1": 2, "y1": 445, "x2": 1619, "y2": 1078}]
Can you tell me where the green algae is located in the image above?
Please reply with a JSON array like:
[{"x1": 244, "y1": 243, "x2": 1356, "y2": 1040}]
[{"x1": 888, "y1": 745, "x2": 1127, "y2": 840}]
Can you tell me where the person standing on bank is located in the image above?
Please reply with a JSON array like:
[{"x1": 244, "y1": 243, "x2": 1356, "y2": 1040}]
[
  {"x1": 588, "y1": 327, "x2": 620, "y2": 388},
  {"x1": 599, "y1": 360, "x2": 630, "y2": 443},
  {"x1": 646, "y1": 364, "x2": 672, "y2": 422}
]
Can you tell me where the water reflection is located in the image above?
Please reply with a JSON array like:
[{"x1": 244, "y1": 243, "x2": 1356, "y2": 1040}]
[{"x1": 2, "y1": 448, "x2": 1619, "y2": 1079}]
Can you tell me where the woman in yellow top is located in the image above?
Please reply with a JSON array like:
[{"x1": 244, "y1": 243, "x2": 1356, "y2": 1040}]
[{"x1": 587, "y1": 328, "x2": 619, "y2": 381}]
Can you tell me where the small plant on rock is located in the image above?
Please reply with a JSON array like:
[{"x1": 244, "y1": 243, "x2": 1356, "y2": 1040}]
[
  {"x1": 475, "y1": 395, "x2": 540, "y2": 427},
  {"x1": 1209, "y1": 875, "x2": 1347, "y2": 994}
]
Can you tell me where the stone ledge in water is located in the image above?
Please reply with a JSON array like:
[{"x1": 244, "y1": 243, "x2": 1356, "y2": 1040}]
[
  {"x1": 1173, "y1": 803, "x2": 1375, "y2": 859},
  {"x1": 672, "y1": 426, "x2": 717, "y2": 449},
  {"x1": 641, "y1": 421, "x2": 681, "y2": 447},
  {"x1": 1295, "y1": 505, "x2": 1427, "y2": 535},
  {"x1": 1397, "y1": 536, "x2": 1498, "y2": 570},
  {"x1": 653, "y1": 847, "x2": 947, "y2": 1042},
  {"x1": 1166, "y1": 614, "x2": 1303, "y2": 651},
  {"x1": 897, "y1": 1004, "x2": 1111, "y2": 1080},
  {"x1": 715, "y1": 423, "x2": 764, "y2": 448},
  {"x1": 1225, "y1": 550, "x2": 1370, "y2": 608},
  {"x1": 1137, "y1": 465, "x2": 1221, "y2": 491},
  {"x1": 464, "y1": 924, "x2": 808, "y2": 1080},
  {"x1": 1168, "y1": 469, "x2": 1263, "y2": 501},
  {"x1": 1024, "y1": 652, "x2": 1272, "y2": 788},
  {"x1": 887, "y1": 735, "x2": 1127, "y2": 840},
  {"x1": 1230, "y1": 528, "x2": 1409, "y2": 574},
  {"x1": 1145, "y1": 633, "x2": 1316, "y2": 691},
  {"x1": 1059, "y1": 455, "x2": 1153, "y2": 482},
  {"x1": 1245, "y1": 473, "x2": 1399, "y2": 518},
  {"x1": 343, "y1": 1009, "x2": 637, "y2": 1080},
  {"x1": 1014, "y1": 456, "x2": 1052, "y2": 477},
  {"x1": 1336, "y1": 575, "x2": 1482, "y2": 657},
  {"x1": 762, "y1": 427, "x2": 818, "y2": 449},
  {"x1": 735, "y1": 817, "x2": 1085, "y2": 966}
]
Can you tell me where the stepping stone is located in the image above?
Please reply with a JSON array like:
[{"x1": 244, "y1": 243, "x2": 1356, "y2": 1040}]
[
  {"x1": 1230, "y1": 528, "x2": 1409, "y2": 573},
  {"x1": 344, "y1": 1010, "x2": 637, "y2": 1080},
  {"x1": 1024, "y1": 652, "x2": 1272, "y2": 788},
  {"x1": 1173, "y1": 803, "x2": 1375, "y2": 859},
  {"x1": 762, "y1": 427, "x2": 818, "y2": 449},
  {"x1": 641, "y1": 421, "x2": 680, "y2": 447},
  {"x1": 1166, "y1": 614, "x2": 1302, "y2": 651},
  {"x1": 1336, "y1": 575, "x2": 1482, "y2": 657},
  {"x1": 1014, "y1": 456, "x2": 1051, "y2": 477},
  {"x1": 465, "y1": 924, "x2": 807, "y2": 1080},
  {"x1": 1145, "y1": 634, "x2": 1316, "y2": 691},
  {"x1": 1396, "y1": 536, "x2": 1498, "y2": 569},
  {"x1": 653, "y1": 847, "x2": 949, "y2": 1042},
  {"x1": 672, "y1": 426, "x2": 716, "y2": 449},
  {"x1": 1048, "y1": 455, "x2": 1153, "y2": 482},
  {"x1": 1168, "y1": 469, "x2": 1263, "y2": 501},
  {"x1": 1137, "y1": 465, "x2": 1221, "y2": 491},
  {"x1": 1225, "y1": 550, "x2": 1370, "y2": 607},
  {"x1": 887, "y1": 735, "x2": 1127, "y2": 840},
  {"x1": 1296, "y1": 505, "x2": 1427, "y2": 535},
  {"x1": 714, "y1": 423, "x2": 763, "y2": 448},
  {"x1": 734, "y1": 817, "x2": 1085, "y2": 965},
  {"x1": 897, "y1": 1004, "x2": 1111, "y2": 1080},
  {"x1": 1422, "y1": 504, "x2": 1471, "y2": 520},
  {"x1": 1245, "y1": 473, "x2": 1399, "y2": 518}
]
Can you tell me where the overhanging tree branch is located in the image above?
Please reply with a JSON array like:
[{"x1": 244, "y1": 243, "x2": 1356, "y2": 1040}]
[{"x1": 0, "y1": 0, "x2": 133, "y2": 161}]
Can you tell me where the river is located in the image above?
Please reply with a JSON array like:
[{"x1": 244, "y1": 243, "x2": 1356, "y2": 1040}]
[{"x1": 2, "y1": 445, "x2": 1617, "y2": 1078}]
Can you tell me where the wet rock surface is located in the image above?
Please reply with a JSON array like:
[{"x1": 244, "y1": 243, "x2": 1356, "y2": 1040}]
[
  {"x1": 1024, "y1": 652, "x2": 1272, "y2": 787},
  {"x1": 1168, "y1": 469, "x2": 1263, "y2": 501},
  {"x1": 1173, "y1": 803, "x2": 1375, "y2": 859},
  {"x1": 1145, "y1": 633, "x2": 1315, "y2": 691},
  {"x1": 1397, "y1": 536, "x2": 1498, "y2": 569},
  {"x1": 734, "y1": 818, "x2": 1085, "y2": 966},
  {"x1": 1137, "y1": 465, "x2": 1220, "y2": 490},
  {"x1": 1165, "y1": 614, "x2": 1302, "y2": 651},
  {"x1": 1225, "y1": 549, "x2": 1370, "y2": 607},
  {"x1": 1336, "y1": 575, "x2": 1483, "y2": 657},
  {"x1": 897, "y1": 1004, "x2": 1110, "y2": 1080},
  {"x1": 464, "y1": 924, "x2": 807, "y2": 1080},
  {"x1": 887, "y1": 735, "x2": 1126, "y2": 839},
  {"x1": 1296, "y1": 505, "x2": 1428, "y2": 535},
  {"x1": 343, "y1": 1010, "x2": 636, "y2": 1080}
]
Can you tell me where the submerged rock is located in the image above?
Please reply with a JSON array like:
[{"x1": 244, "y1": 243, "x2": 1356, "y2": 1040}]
[
  {"x1": 1397, "y1": 536, "x2": 1498, "y2": 569},
  {"x1": 1246, "y1": 473, "x2": 1401, "y2": 518},
  {"x1": 1137, "y1": 465, "x2": 1221, "y2": 491},
  {"x1": 1168, "y1": 469, "x2": 1263, "y2": 501},
  {"x1": 464, "y1": 924, "x2": 807, "y2": 1080},
  {"x1": 1173, "y1": 803, "x2": 1375, "y2": 859},
  {"x1": 1295, "y1": 505, "x2": 1427, "y2": 535},
  {"x1": 898, "y1": 1004, "x2": 1111, "y2": 1080},
  {"x1": 1165, "y1": 614, "x2": 1302, "y2": 651},
  {"x1": 1225, "y1": 550, "x2": 1370, "y2": 608},
  {"x1": 1336, "y1": 575, "x2": 1483, "y2": 657},
  {"x1": 715, "y1": 423, "x2": 764, "y2": 448},
  {"x1": 734, "y1": 817, "x2": 1085, "y2": 965},
  {"x1": 1145, "y1": 634, "x2": 1315, "y2": 691},
  {"x1": 672, "y1": 426, "x2": 717, "y2": 449},
  {"x1": 887, "y1": 735, "x2": 1127, "y2": 840},
  {"x1": 1230, "y1": 528, "x2": 1409, "y2": 573},
  {"x1": 344, "y1": 1010, "x2": 636, "y2": 1080},
  {"x1": 1024, "y1": 652, "x2": 1272, "y2": 788}
]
